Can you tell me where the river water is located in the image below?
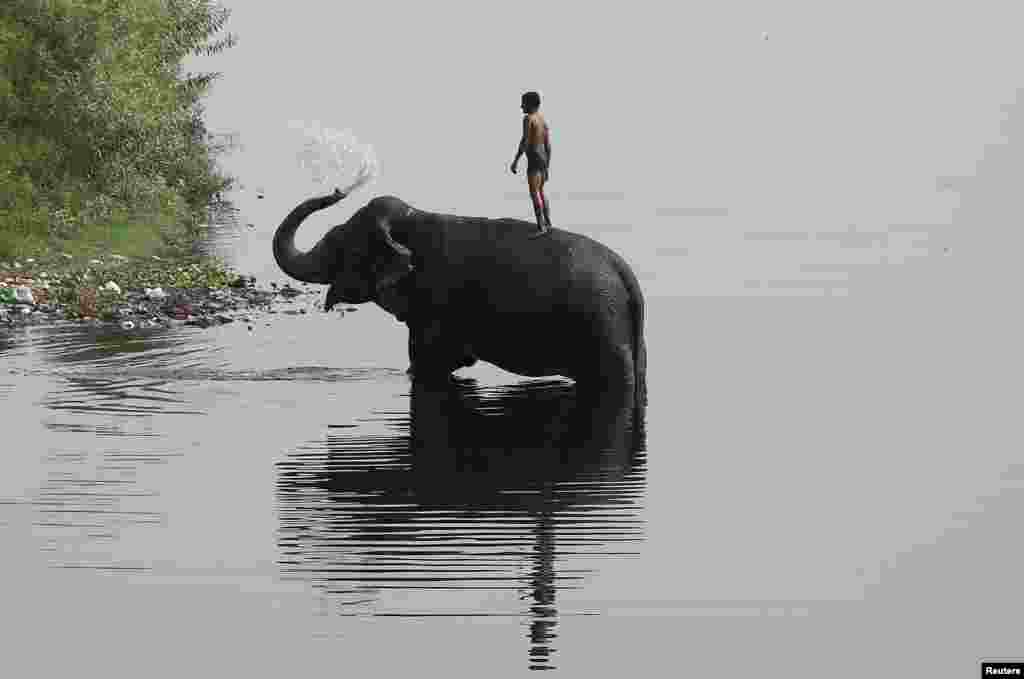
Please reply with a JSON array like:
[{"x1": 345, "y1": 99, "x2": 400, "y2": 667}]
[{"x1": 1, "y1": 195, "x2": 1019, "y2": 677}]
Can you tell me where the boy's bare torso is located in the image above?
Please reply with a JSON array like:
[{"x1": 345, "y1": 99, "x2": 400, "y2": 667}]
[{"x1": 524, "y1": 112, "x2": 548, "y2": 146}]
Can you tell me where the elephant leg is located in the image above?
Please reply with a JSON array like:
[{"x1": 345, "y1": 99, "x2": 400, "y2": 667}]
[
  {"x1": 456, "y1": 348, "x2": 477, "y2": 369},
  {"x1": 575, "y1": 343, "x2": 636, "y2": 403},
  {"x1": 407, "y1": 319, "x2": 471, "y2": 381},
  {"x1": 406, "y1": 328, "x2": 418, "y2": 375}
]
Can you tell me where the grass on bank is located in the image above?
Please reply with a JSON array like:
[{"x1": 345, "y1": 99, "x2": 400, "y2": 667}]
[
  {"x1": 1, "y1": 211, "x2": 244, "y2": 321},
  {"x1": 0, "y1": 203, "x2": 188, "y2": 261},
  {"x1": 53, "y1": 220, "x2": 166, "y2": 259}
]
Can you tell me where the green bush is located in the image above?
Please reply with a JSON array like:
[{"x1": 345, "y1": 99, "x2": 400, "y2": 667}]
[{"x1": 0, "y1": 0, "x2": 237, "y2": 262}]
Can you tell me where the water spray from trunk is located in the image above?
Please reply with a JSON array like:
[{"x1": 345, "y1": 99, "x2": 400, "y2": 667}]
[
  {"x1": 272, "y1": 122, "x2": 380, "y2": 285},
  {"x1": 288, "y1": 119, "x2": 379, "y2": 193}
]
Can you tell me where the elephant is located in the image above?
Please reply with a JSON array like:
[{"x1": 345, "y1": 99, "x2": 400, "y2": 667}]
[{"x1": 273, "y1": 188, "x2": 647, "y2": 405}]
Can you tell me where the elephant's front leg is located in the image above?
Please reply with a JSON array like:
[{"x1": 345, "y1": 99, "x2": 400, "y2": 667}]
[
  {"x1": 405, "y1": 318, "x2": 475, "y2": 380},
  {"x1": 405, "y1": 326, "x2": 417, "y2": 375}
]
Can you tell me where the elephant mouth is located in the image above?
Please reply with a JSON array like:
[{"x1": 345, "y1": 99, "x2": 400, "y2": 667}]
[
  {"x1": 324, "y1": 283, "x2": 355, "y2": 312},
  {"x1": 324, "y1": 279, "x2": 375, "y2": 311},
  {"x1": 323, "y1": 282, "x2": 404, "y2": 318}
]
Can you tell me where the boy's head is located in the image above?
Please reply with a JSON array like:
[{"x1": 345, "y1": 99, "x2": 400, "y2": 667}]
[{"x1": 521, "y1": 91, "x2": 541, "y2": 112}]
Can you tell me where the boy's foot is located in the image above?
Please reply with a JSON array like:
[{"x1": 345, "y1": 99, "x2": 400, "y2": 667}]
[{"x1": 528, "y1": 227, "x2": 549, "y2": 239}]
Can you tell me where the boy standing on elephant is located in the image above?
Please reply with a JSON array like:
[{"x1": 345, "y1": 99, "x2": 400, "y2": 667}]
[{"x1": 510, "y1": 91, "x2": 551, "y2": 235}]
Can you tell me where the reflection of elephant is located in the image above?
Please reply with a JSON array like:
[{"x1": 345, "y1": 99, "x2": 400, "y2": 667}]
[
  {"x1": 273, "y1": 189, "x2": 646, "y2": 404},
  {"x1": 275, "y1": 378, "x2": 647, "y2": 671},
  {"x1": 407, "y1": 378, "x2": 645, "y2": 475}
]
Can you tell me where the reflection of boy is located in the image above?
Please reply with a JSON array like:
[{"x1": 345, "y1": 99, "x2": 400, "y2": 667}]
[{"x1": 510, "y1": 91, "x2": 552, "y2": 236}]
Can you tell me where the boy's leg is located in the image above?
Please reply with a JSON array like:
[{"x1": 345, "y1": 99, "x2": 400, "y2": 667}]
[
  {"x1": 539, "y1": 172, "x2": 551, "y2": 226},
  {"x1": 528, "y1": 173, "x2": 546, "y2": 231}
]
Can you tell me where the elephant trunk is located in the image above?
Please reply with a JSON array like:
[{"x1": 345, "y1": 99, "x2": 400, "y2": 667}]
[{"x1": 272, "y1": 189, "x2": 347, "y2": 284}]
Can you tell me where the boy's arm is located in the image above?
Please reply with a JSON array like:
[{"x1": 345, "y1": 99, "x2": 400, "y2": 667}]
[
  {"x1": 544, "y1": 125, "x2": 551, "y2": 164},
  {"x1": 512, "y1": 117, "x2": 528, "y2": 164}
]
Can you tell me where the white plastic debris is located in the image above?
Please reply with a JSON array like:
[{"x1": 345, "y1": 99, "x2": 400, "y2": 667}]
[
  {"x1": 14, "y1": 286, "x2": 34, "y2": 304},
  {"x1": 120, "y1": 320, "x2": 135, "y2": 330},
  {"x1": 90, "y1": 259, "x2": 102, "y2": 265},
  {"x1": 144, "y1": 287, "x2": 167, "y2": 300},
  {"x1": 61, "y1": 253, "x2": 73, "y2": 260},
  {"x1": 103, "y1": 281, "x2": 121, "y2": 294},
  {"x1": 26, "y1": 258, "x2": 35, "y2": 263},
  {"x1": 152, "y1": 255, "x2": 162, "y2": 261}
]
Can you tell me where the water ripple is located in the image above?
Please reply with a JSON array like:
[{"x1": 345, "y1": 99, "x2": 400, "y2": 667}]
[
  {"x1": 15, "y1": 364, "x2": 407, "y2": 384},
  {"x1": 42, "y1": 375, "x2": 202, "y2": 417}
]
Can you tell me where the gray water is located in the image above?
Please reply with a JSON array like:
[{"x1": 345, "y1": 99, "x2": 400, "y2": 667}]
[{"x1": 1, "y1": 196, "x2": 1020, "y2": 677}]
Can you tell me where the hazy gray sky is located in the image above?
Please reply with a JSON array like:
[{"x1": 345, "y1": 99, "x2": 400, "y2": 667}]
[{"x1": 187, "y1": 0, "x2": 1024, "y2": 296}]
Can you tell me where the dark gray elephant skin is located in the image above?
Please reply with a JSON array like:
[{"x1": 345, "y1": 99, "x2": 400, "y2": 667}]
[{"x1": 273, "y1": 189, "x2": 647, "y2": 404}]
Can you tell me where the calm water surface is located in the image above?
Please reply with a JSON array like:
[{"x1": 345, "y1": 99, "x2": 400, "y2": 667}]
[{"x1": 1, "y1": 199, "x2": 1019, "y2": 677}]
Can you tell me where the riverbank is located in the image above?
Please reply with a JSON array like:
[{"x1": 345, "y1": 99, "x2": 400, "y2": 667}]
[{"x1": 0, "y1": 252, "x2": 350, "y2": 330}]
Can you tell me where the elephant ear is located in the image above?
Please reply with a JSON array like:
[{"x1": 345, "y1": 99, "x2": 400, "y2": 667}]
[
  {"x1": 374, "y1": 274, "x2": 412, "y2": 321},
  {"x1": 371, "y1": 222, "x2": 414, "y2": 294}
]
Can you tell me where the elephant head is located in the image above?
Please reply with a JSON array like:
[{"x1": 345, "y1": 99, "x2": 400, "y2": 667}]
[{"x1": 273, "y1": 189, "x2": 414, "y2": 311}]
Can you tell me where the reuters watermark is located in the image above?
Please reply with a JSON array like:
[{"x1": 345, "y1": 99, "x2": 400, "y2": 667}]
[{"x1": 981, "y1": 660, "x2": 1024, "y2": 677}]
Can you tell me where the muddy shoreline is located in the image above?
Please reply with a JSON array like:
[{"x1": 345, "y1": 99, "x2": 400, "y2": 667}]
[{"x1": 1, "y1": 266, "x2": 353, "y2": 331}]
